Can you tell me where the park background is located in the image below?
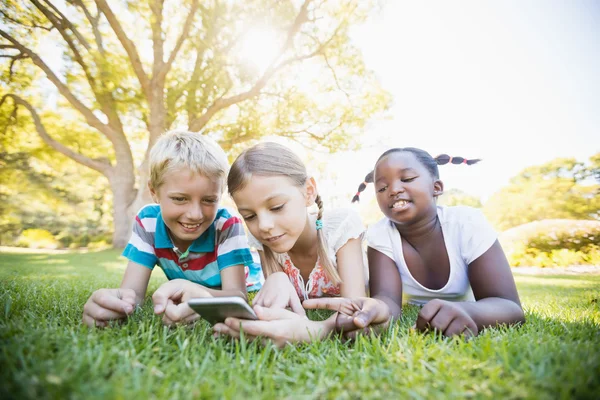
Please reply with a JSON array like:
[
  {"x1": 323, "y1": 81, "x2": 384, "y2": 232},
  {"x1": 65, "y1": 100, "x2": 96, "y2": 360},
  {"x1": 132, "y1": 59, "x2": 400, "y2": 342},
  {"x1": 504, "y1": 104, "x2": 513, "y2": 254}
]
[{"x1": 1, "y1": 0, "x2": 599, "y2": 398}]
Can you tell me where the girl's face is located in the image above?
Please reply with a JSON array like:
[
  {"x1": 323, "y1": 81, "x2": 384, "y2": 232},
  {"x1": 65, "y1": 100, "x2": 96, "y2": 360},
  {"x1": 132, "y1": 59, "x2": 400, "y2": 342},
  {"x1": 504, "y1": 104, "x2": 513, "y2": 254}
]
[
  {"x1": 374, "y1": 151, "x2": 443, "y2": 225},
  {"x1": 150, "y1": 167, "x2": 222, "y2": 249},
  {"x1": 232, "y1": 175, "x2": 314, "y2": 253}
]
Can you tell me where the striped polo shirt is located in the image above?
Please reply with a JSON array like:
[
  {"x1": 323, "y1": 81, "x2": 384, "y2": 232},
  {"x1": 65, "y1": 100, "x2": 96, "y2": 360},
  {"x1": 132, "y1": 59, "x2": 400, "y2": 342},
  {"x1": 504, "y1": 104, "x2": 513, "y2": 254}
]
[{"x1": 123, "y1": 204, "x2": 263, "y2": 290}]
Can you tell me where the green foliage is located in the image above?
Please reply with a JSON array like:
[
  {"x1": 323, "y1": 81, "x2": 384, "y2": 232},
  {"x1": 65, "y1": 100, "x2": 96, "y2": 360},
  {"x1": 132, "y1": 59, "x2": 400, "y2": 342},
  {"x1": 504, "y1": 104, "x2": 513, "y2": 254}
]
[
  {"x1": 484, "y1": 155, "x2": 600, "y2": 231},
  {"x1": 15, "y1": 228, "x2": 59, "y2": 249},
  {"x1": 437, "y1": 189, "x2": 482, "y2": 208},
  {"x1": 1, "y1": 250, "x2": 599, "y2": 398},
  {"x1": 500, "y1": 219, "x2": 600, "y2": 267}
]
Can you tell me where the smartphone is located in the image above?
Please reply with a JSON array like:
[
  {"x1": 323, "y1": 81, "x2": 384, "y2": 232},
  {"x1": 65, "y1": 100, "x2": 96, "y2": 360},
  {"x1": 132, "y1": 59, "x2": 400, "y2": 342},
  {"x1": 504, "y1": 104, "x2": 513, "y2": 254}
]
[{"x1": 187, "y1": 297, "x2": 258, "y2": 324}]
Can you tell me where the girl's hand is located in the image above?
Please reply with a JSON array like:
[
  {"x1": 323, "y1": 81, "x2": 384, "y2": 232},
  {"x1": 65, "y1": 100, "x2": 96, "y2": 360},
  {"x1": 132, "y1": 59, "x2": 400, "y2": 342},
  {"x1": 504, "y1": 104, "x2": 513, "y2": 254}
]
[
  {"x1": 303, "y1": 297, "x2": 391, "y2": 339},
  {"x1": 213, "y1": 305, "x2": 322, "y2": 348},
  {"x1": 82, "y1": 288, "x2": 136, "y2": 328},
  {"x1": 252, "y1": 272, "x2": 306, "y2": 316},
  {"x1": 416, "y1": 299, "x2": 479, "y2": 338},
  {"x1": 152, "y1": 279, "x2": 212, "y2": 326}
]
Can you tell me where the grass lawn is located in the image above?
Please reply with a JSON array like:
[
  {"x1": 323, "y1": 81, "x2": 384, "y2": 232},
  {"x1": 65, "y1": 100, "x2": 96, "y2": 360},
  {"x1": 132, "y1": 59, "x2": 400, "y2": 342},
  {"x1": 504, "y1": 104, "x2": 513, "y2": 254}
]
[{"x1": 1, "y1": 249, "x2": 599, "y2": 399}]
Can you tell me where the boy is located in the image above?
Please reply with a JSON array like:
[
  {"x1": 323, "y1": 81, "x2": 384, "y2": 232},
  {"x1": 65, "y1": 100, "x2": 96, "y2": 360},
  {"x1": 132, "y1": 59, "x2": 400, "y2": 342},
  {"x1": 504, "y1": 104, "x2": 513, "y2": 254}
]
[{"x1": 83, "y1": 130, "x2": 262, "y2": 327}]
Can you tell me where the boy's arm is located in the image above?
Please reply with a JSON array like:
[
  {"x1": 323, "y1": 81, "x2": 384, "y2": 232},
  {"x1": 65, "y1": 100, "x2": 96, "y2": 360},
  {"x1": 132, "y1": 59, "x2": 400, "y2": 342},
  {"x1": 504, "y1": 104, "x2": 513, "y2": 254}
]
[
  {"x1": 120, "y1": 261, "x2": 153, "y2": 306},
  {"x1": 209, "y1": 264, "x2": 248, "y2": 300},
  {"x1": 336, "y1": 238, "x2": 367, "y2": 298}
]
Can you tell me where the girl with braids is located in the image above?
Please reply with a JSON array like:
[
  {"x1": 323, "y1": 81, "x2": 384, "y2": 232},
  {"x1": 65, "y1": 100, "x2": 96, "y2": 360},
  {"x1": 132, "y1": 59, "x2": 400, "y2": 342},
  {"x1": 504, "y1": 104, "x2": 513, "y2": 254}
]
[
  {"x1": 225, "y1": 142, "x2": 368, "y2": 316},
  {"x1": 355, "y1": 147, "x2": 525, "y2": 338}
]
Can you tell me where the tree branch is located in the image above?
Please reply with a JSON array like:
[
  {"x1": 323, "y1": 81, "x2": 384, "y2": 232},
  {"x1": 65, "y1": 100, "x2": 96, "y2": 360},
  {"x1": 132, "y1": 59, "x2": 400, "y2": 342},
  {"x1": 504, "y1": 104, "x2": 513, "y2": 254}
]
[
  {"x1": 0, "y1": 94, "x2": 112, "y2": 174},
  {"x1": 188, "y1": 0, "x2": 313, "y2": 132},
  {"x1": 158, "y1": 0, "x2": 199, "y2": 81},
  {"x1": 94, "y1": 0, "x2": 151, "y2": 100},
  {"x1": 149, "y1": 0, "x2": 165, "y2": 78},
  {"x1": 0, "y1": 29, "x2": 120, "y2": 143},
  {"x1": 41, "y1": 0, "x2": 91, "y2": 50}
]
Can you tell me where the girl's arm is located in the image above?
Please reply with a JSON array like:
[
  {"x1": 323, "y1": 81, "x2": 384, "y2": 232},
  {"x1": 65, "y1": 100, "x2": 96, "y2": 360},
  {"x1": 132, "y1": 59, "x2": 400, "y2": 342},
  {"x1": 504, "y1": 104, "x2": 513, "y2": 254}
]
[
  {"x1": 367, "y1": 247, "x2": 403, "y2": 317},
  {"x1": 336, "y1": 238, "x2": 367, "y2": 298},
  {"x1": 120, "y1": 261, "x2": 153, "y2": 305},
  {"x1": 462, "y1": 240, "x2": 525, "y2": 328}
]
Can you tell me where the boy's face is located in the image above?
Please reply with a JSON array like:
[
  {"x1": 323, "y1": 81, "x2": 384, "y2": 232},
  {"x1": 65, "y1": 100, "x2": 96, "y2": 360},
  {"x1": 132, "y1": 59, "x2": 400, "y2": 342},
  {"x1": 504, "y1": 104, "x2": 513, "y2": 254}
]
[{"x1": 150, "y1": 167, "x2": 222, "y2": 250}]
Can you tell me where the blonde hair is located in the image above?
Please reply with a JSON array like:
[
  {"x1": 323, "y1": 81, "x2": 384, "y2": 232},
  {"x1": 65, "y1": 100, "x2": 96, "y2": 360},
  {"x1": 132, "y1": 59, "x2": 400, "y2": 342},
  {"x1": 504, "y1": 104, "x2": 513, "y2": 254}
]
[
  {"x1": 149, "y1": 130, "x2": 229, "y2": 191},
  {"x1": 228, "y1": 142, "x2": 341, "y2": 285}
]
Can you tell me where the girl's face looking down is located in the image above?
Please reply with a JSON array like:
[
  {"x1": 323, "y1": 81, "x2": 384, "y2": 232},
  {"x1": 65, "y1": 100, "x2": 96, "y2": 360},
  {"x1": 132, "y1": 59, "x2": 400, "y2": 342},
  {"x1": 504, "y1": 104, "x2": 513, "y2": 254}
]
[
  {"x1": 232, "y1": 175, "x2": 315, "y2": 253},
  {"x1": 374, "y1": 151, "x2": 444, "y2": 226}
]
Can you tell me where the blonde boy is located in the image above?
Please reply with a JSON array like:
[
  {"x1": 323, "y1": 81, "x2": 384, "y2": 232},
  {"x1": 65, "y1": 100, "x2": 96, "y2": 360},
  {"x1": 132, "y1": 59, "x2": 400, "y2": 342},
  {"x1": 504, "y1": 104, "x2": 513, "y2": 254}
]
[{"x1": 83, "y1": 130, "x2": 262, "y2": 327}]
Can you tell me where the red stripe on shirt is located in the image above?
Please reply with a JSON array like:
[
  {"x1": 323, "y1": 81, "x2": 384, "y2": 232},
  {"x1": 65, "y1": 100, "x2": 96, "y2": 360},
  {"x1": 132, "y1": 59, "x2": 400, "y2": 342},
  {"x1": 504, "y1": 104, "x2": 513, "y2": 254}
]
[{"x1": 221, "y1": 216, "x2": 241, "y2": 231}]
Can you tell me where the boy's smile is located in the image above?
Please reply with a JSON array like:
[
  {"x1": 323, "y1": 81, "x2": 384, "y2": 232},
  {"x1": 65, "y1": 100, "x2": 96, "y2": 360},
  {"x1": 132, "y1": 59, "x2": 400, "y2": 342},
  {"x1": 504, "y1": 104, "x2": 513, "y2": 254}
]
[{"x1": 150, "y1": 167, "x2": 222, "y2": 251}]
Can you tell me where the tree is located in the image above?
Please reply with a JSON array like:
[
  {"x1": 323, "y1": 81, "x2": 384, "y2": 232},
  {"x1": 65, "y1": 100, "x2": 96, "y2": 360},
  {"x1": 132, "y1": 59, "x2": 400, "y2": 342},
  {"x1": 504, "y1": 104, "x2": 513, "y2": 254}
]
[
  {"x1": 0, "y1": 0, "x2": 390, "y2": 247},
  {"x1": 437, "y1": 188, "x2": 482, "y2": 208},
  {"x1": 483, "y1": 155, "x2": 600, "y2": 231}
]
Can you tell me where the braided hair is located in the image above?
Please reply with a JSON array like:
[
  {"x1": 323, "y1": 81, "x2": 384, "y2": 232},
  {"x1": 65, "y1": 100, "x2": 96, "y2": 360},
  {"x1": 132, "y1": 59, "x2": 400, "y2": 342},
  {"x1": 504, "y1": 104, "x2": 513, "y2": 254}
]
[{"x1": 352, "y1": 148, "x2": 480, "y2": 203}]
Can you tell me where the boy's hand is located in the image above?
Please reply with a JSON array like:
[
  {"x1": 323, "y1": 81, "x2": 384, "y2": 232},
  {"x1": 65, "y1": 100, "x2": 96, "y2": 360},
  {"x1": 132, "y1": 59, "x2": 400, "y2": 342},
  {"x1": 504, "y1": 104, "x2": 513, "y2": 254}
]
[
  {"x1": 303, "y1": 297, "x2": 391, "y2": 339},
  {"x1": 152, "y1": 279, "x2": 211, "y2": 326},
  {"x1": 416, "y1": 299, "x2": 478, "y2": 338},
  {"x1": 82, "y1": 288, "x2": 136, "y2": 328},
  {"x1": 252, "y1": 272, "x2": 306, "y2": 316}
]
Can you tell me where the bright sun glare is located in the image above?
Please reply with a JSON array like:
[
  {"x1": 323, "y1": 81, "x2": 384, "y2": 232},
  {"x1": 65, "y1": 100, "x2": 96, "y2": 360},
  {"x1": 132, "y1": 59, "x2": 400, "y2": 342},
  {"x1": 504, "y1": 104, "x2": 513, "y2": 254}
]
[{"x1": 238, "y1": 27, "x2": 281, "y2": 73}]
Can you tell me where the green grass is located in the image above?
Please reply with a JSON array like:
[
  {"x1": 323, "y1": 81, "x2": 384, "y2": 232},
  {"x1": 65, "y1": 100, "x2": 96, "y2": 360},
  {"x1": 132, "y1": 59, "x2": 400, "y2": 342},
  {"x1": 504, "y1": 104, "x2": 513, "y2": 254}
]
[{"x1": 1, "y1": 250, "x2": 599, "y2": 399}]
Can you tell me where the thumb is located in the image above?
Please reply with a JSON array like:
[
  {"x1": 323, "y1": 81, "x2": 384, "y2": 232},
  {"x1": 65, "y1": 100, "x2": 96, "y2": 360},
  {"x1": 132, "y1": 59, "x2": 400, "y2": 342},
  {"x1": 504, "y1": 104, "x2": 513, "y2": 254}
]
[
  {"x1": 254, "y1": 305, "x2": 301, "y2": 321},
  {"x1": 354, "y1": 299, "x2": 390, "y2": 328}
]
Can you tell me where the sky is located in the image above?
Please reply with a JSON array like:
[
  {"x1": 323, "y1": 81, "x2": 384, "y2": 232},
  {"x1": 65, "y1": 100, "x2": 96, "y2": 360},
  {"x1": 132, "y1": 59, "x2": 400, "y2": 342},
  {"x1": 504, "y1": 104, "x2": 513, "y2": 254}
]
[{"x1": 319, "y1": 0, "x2": 600, "y2": 206}]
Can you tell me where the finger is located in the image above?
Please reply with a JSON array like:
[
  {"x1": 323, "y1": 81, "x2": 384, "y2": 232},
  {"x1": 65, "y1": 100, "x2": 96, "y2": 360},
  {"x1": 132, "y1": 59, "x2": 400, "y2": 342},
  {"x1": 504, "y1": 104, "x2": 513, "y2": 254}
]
[
  {"x1": 224, "y1": 316, "x2": 276, "y2": 338},
  {"x1": 84, "y1": 302, "x2": 127, "y2": 321},
  {"x1": 416, "y1": 300, "x2": 443, "y2": 331},
  {"x1": 214, "y1": 323, "x2": 241, "y2": 339},
  {"x1": 119, "y1": 288, "x2": 138, "y2": 306},
  {"x1": 444, "y1": 318, "x2": 467, "y2": 337},
  {"x1": 183, "y1": 312, "x2": 201, "y2": 324},
  {"x1": 254, "y1": 305, "x2": 300, "y2": 321},
  {"x1": 353, "y1": 300, "x2": 390, "y2": 328},
  {"x1": 461, "y1": 322, "x2": 478, "y2": 339},
  {"x1": 152, "y1": 282, "x2": 183, "y2": 314},
  {"x1": 302, "y1": 297, "x2": 353, "y2": 312},
  {"x1": 252, "y1": 289, "x2": 264, "y2": 306},
  {"x1": 335, "y1": 311, "x2": 359, "y2": 333},
  {"x1": 429, "y1": 308, "x2": 454, "y2": 333},
  {"x1": 288, "y1": 293, "x2": 306, "y2": 316},
  {"x1": 164, "y1": 302, "x2": 192, "y2": 323},
  {"x1": 344, "y1": 325, "x2": 375, "y2": 340},
  {"x1": 92, "y1": 292, "x2": 134, "y2": 315}
]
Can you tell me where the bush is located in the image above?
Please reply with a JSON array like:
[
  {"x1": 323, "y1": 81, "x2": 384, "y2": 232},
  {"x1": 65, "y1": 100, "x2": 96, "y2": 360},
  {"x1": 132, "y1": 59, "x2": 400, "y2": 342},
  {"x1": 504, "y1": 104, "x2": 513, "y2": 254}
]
[
  {"x1": 15, "y1": 229, "x2": 60, "y2": 249},
  {"x1": 499, "y1": 219, "x2": 600, "y2": 267}
]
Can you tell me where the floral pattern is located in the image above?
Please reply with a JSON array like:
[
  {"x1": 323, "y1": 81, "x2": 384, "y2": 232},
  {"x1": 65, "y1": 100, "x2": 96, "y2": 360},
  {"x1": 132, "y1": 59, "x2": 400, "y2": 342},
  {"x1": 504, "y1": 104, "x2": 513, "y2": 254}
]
[{"x1": 282, "y1": 254, "x2": 341, "y2": 300}]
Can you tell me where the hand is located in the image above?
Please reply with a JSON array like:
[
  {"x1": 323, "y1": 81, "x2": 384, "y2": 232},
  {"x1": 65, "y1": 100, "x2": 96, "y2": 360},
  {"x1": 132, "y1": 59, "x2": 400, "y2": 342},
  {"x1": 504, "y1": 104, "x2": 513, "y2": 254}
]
[
  {"x1": 252, "y1": 272, "x2": 306, "y2": 316},
  {"x1": 152, "y1": 279, "x2": 212, "y2": 326},
  {"x1": 303, "y1": 297, "x2": 391, "y2": 339},
  {"x1": 416, "y1": 299, "x2": 479, "y2": 338},
  {"x1": 82, "y1": 288, "x2": 136, "y2": 328},
  {"x1": 213, "y1": 305, "x2": 325, "y2": 348}
]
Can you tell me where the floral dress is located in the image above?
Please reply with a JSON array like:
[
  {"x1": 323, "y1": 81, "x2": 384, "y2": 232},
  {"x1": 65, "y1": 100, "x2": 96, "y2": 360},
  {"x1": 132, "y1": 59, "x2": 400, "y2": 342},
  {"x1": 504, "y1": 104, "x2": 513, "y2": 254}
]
[{"x1": 281, "y1": 253, "x2": 341, "y2": 300}]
